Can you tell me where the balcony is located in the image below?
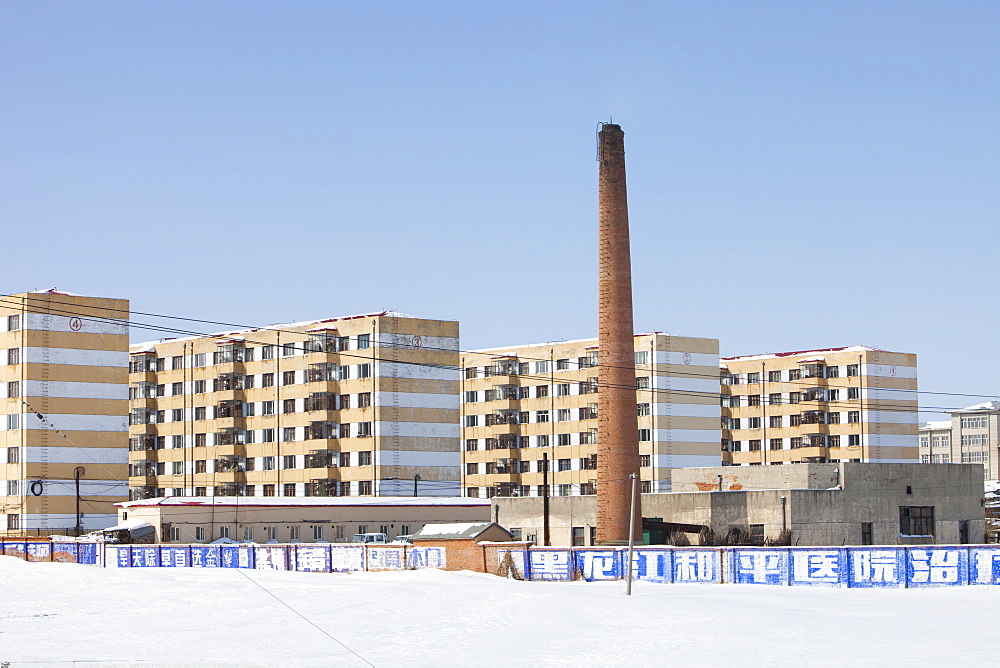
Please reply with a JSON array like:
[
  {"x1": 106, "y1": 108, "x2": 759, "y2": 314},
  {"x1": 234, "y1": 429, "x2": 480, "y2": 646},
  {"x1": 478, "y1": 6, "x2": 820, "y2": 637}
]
[
  {"x1": 129, "y1": 461, "x2": 157, "y2": 477},
  {"x1": 801, "y1": 388, "x2": 827, "y2": 403},
  {"x1": 800, "y1": 410, "x2": 826, "y2": 425},
  {"x1": 307, "y1": 363, "x2": 337, "y2": 384},
  {"x1": 306, "y1": 421, "x2": 337, "y2": 441},
  {"x1": 306, "y1": 449, "x2": 338, "y2": 468},
  {"x1": 129, "y1": 435, "x2": 156, "y2": 452},
  {"x1": 214, "y1": 483, "x2": 245, "y2": 497},
  {"x1": 307, "y1": 479, "x2": 339, "y2": 497},
  {"x1": 215, "y1": 455, "x2": 246, "y2": 473},
  {"x1": 490, "y1": 482, "x2": 523, "y2": 497},
  {"x1": 306, "y1": 392, "x2": 338, "y2": 412},
  {"x1": 304, "y1": 334, "x2": 341, "y2": 354},
  {"x1": 129, "y1": 486, "x2": 158, "y2": 500}
]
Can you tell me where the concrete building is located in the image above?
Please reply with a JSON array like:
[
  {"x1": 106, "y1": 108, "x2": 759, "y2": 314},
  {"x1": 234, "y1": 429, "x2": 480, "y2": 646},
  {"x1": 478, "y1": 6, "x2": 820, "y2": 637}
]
[
  {"x1": 460, "y1": 333, "x2": 720, "y2": 499},
  {"x1": 920, "y1": 401, "x2": 999, "y2": 479},
  {"x1": 115, "y1": 496, "x2": 491, "y2": 543},
  {"x1": 127, "y1": 311, "x2": 461, "y2": 501},
  {"x1": 492, "y1": 463, "x2": 985, "y2": 546},
  {"x1": 721, "y1": 346, "x2": 919, "y2": 466},
  {"x1": 1, "y1": 290, "x2": 130, "y2": 536}
]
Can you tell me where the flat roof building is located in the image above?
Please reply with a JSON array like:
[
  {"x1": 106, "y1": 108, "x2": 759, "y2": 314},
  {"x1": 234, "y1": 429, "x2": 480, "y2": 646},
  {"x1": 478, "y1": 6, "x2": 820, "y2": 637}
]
[
  {"x1": 127, "y1": 311, "x2": 461, "y2": 501},
  {"x1": 1, "y1": 290, "x2": 130, "y2": 536},
  {"x1": 920, "y1": 401, "x2": 999, "y2": 479},
  {"x1": 493, "y1": 463, "x2": 984, "y2": 547},
  {"x1": 721, "y1": 346, "x2": 919, "y2": 466},
  {"x1": 460, "y1": 333, "x2": 720, "y2": 498},
  {"x1": 116, "y1": 495, "x2": 491, "y2": 544}
]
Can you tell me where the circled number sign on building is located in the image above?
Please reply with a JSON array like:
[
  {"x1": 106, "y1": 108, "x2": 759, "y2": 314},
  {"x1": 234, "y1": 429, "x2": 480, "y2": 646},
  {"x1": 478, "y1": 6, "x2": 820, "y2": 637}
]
[
  {"x1": 69, "y1": 317, "x2": 83, "y2": 332},
  {"x1": 411, "y1": 336, "x2": 422, "y2": 348},
  {"x1": 682, "y1": 353, "x2": 692, "y2": 365}
]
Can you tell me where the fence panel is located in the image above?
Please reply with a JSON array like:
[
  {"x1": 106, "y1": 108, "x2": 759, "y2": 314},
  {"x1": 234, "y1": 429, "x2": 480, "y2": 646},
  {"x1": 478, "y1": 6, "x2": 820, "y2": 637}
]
[
  {"x1": 407, "y1": 546, "x2": 446, "y2": 569},
  {"x1": 847, "y1": 548, "x2": 906, "y2": 588},
  {"x1": 294, "y1": 545, "x2": 332, "y2": 572},
  {"x1": 672, "y1": 548, "x2": 723, "y2": 583},
  {"x1": 254, "y1": 545, "x2": 290, "y2": 571},
  {"x1": 52, "y1": 542, "x2": 79, "y2": 563},
  {"x1": 905, "y1": 547, "x2": 968, "y2": 587},
  {"x1": 160, "y1": 546, "x2": 190, "y2": 567},
  {"x1": 330, "y1": 545, "x2": 365, "y2": 572},
  {"x1": 789, "y1": 548, "x2": 848, "y2": 587},
  {"x1": 366, "y1": 546, "x2": 405, "y2": 571},
  {"x1": 190, "y1": 545, "x2": 222, "y2": 568},
  {"x1": 528, "y1": 549, "x2": 573, "y2": 581}
]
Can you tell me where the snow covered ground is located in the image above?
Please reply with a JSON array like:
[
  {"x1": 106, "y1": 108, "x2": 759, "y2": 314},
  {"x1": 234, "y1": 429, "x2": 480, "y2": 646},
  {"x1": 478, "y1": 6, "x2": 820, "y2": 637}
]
[{"x1": 0, "y1": 555, "x2": 995, "y2": 666}]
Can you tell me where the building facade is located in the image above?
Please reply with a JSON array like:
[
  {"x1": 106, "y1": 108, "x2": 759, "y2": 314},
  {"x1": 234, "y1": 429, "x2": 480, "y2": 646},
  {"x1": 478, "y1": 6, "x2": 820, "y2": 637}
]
[
  {"x1": 919, "y1": 401, "x2": 999, "y2": 479},
  {"x1": 127, "y1": 312, "x2": 460, "y2": 500},
  {"x1": 1, "y1": 290, "x2": 130, "y2": 536},
  {"x1": 460, "y1": 333, "x2": 720, "y2": 498},
  {"x1": 721, "y1": 346, "x2": 918, "y2": 465},
  {"x1": 493, "y1": 463, "x2": 984, "y2": 546},
  {"x1": 115, "y1": 496, "x2": 490, "y2": 544}
]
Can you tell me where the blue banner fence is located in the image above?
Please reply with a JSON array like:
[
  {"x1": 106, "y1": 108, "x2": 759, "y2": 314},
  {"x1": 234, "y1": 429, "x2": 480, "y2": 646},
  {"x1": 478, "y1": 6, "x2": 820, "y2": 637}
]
[{"x1": 5, "y1": 540, "x2": 1000, "y2": 587}]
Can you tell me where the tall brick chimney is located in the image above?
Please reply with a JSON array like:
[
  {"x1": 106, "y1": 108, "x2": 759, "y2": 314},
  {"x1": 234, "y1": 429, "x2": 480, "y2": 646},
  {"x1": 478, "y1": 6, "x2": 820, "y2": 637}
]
[{"x1": 595, "y1": 123, "x2": 642, "y2": 545}]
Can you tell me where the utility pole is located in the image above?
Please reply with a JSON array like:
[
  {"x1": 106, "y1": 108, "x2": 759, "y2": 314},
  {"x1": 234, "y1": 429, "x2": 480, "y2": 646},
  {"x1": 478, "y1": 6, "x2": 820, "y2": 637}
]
[
  {"x1": 542, "y1": 453, "x2": 550, "y2": 546},
  {"x1": 74, "y1": 466, "x2": 85, "y2": 536},
  {"x1": 413, "y1": 474, "x2": 421, "y2": 497},
  {"x1": 626, "y1": 473, "x2": 638, "y2": 596}
]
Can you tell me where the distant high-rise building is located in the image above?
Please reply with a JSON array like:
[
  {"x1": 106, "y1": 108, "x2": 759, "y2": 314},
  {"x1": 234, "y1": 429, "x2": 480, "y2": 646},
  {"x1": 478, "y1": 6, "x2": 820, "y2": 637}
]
[
  {"x1": 720, "y1": 346, "x2": 919, "y2": 465},
  {"x1": 0, "y1": 290, "x2": 130, "y2": 536},
  {"x1": 127, "y1": 312, "x2": 460, "y2": 500}
]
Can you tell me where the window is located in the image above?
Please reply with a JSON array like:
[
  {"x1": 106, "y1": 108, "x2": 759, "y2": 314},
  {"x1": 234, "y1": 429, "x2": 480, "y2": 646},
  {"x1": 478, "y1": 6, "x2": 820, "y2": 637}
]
[
  {"x1": 848, "y1": 387, "x2": 860, "y2": 400},
  {"x1": 827, "y1": 390, "x2": 839, "y2": 401},
  {"x1": 261, "y1": 401, "x2": 275, "y2": 416},
  {"x1": 557, "y1": 458, "x2": 571, "y2": 472},
  {"x1": 572, "y1": 526, "x2": 586, "y2": 546},
  {"x1": 826, "y1": 366, "x2": 840, "y2": 378},
  {"x1": 359, "y1": 481, "x2": 372, "y2": 495},
  {"x1": 170, "y1": 408, "x2": 182, "y2": 423},
  {"x1": 191, "y1": 379, "x2": 205, "y2": 394},
  {"x1": 464, "y1": 390, "x2": 478, "y2": 403},
  {"x1": 6, "y1": 414, "x2": 20, "y2": 430},
  {"x1": 339, "y1": 423, "x2": 351, "y2": 439},
  {"x1": 466, "y1": 462, "x2": 478, "y2": 475},
  {"x1": 195, "y1": 527, "x2": 206, "y2": 542},
  {"x1": 357, "y1": 333, "x2": 370, "y2": 349},
  {"x1": 636, "y1": 377, "x2": 650, "y2": 390},
  {"x1": 262, "y1": 373, "x2": 274, "y2": 388},
  {"x1": 7, "y1": 381, "x2": 19, "y2": 398},
  {"x1": 6, "y1": 348, "x2": 19, "y2": 365},
  {"x1": 769, "y1": 416, "x2": 782, "y2": 428},
  {"x1": 767, "y1": 370, "x2": 781, "y2": 382},
  {"x1": 827, "y1": 412, "x2": 841, "y2": 424},
  {"x1": 537, "y1": 435, "x2": 549, "y2": 448},
  {"x1": 283, "y1": 483, "x2": 296, "y2": 497},
  {"x1": 465, "y1": 415, "x2": 478, "y2": 428},
  {"x1": 358, "y1": 451, "x2": 372, "y2": 465},
  {"x1": 848, "y1": 434, "x2": 861, "y2": 447},
  {"x1": 748, "y1": 440, "x2": 761, "y2": 451},
  {"x1": 171, "y1": 461, "x2": 183, "y2": 475},
  {"x1": 556, "y1": 383, "x2": 570, "y2": 397},
  {"x1": 466, "y1": 487, "x2": 479, "y2": 498},
  {"x1": 747, "y1": 394, "x2": 761, "y2": 407},
  {"x1": 195, "y1": 460, "x2": 207, "y2": 473},
  {"x1": 768, "y1": 393, "x2": 782, "y2": 406},
  {"x1": 193, "y1": 353, "x2": 206, "y2": 368},
  {"x1": 899, "y1": 506, "x2": 934, "y2": 536},
  {"x1": 6, "y1": 513, "x2": 19, "y2": 530},
  {"x1": 194, "y1": 406, "x2": 206, "y2": 421},
  {"x1": 747, "y1": 417, "x2": 761, "y2": 429},
  {"x1": 769, "y1": 438, "x2": 782, "y2": 450},
  {"x1": 313, "y1": 525, "x2": 323, "y2": 540},
  {"x1": 7, "y1": 446, "x2": 18, "y2": 463},
  {"x1": 282, "y1": 399, "x2": 296, "y2": 414},
  {"x1": 289, "y1": 526, "x2": 300, "y2": 540},
  {"x1": 788, "y1": 392, "x2": 801, "y2": 404},
  {"x1": 556, "y1": 359, "x2": 570, "y2": 370},
  {"x1": 846, "y1": 364, "x2": 859, "y2": 377},
  {"x1": 848, "y1": 411, "x2": 860, "y2": 424},
  {"x1": 536, "y1": 385, "x2": 549, "y2": 398},
  {"x1": 828, "y1": 435, "x2": 840, "y2": 448},
  {"x1": 637, "y1": 403, "x2": 650, "y2": 417},
  {"x1": 746, "y1": 372, "x2": 760, "y2": 385},
  {"x1": 7, "y1": 315, "x2": 20, "y2": 331},
  {"x1": 261, "y1": 428, "x2": 275, "y2": 443},
  {"x1": 536, "y1": 410, "x2": 549, "y2": 423},
  {"x1": 465, "y1": 439, "x2": 479, "y2": 452},
  {"x1": 962, "y1": 451, "x2": 987, "y2": 463},
  {"x1": 961, "y1": 416, "x2": 989, "y2": 429},
  {"x1": 282, "y1": 371, "x2": 296, "y2": 386},
  {"x1": 358, "y1": 363, "x2": 372, "y2": 379},
  {"x1": 6, "y1": 480, "x2": 19, "y2": 496},
  {"x1": 358, "y1": 422, "x2": 372, "y2": 437},
  {"x1": 787, "y1": 368, "x2": 801, "y2": 381},
  {"x1": 638, "y1": 429, "x2": 651, "y2": 442},
  {"x1": 639, "y1": 454, "x2": 651, "y2": 467},
  {"x1": 281, "y1": 343, "x2": 295, "y2": 357},
  {"x1": 219, "y1": 526, "x2": 230, "y2": 539},
  {"x1": 557, "y1": 408, "x2": 571, "y2": 422},
  {"x1": 557, "y1": 433, "x2": 571, "y2": 446}
]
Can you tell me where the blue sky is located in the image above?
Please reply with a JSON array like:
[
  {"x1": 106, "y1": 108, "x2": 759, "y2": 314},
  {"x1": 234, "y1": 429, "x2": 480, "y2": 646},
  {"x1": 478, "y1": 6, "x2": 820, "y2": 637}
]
[{"x1": 1, "y1": 1, "x2": 997, "y2": 414}]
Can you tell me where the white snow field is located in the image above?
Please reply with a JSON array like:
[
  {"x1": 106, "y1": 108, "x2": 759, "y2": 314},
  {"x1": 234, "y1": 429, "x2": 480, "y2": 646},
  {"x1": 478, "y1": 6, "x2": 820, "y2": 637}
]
[{"x1": 0, "y1": 556, "x2": 995, "y2": 666}]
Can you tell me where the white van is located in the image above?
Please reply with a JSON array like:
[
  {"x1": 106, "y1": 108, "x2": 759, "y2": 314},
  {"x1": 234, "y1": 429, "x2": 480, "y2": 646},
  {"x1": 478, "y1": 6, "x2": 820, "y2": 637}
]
[{"x1": 351, "y1": 533, "x2": 388, "y2": 544}]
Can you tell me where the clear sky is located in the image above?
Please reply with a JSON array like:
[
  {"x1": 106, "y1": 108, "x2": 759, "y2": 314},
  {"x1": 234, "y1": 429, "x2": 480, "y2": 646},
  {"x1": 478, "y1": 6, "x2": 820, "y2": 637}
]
[{"x1": 1, "y1": 1, "x2": 997, "y2": 416}]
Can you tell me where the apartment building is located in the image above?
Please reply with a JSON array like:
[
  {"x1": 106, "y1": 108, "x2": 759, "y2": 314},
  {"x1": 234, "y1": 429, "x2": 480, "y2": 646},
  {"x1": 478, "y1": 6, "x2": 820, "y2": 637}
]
[
  {"x1": 721, "y1": 346, "x2": 918, "y2": 466},
  {"x1": 460, "y1": 333, "x2": 720, "y2": 498},
  {"x1": 1, "y1": 290, "x2": 130, "y2": 536},
  {"x1": 127, "y1": 312, "x2": 460, "y2": 500},
  {"x1": 919, "y1": 401, "x2": 999, "y2": 479}
]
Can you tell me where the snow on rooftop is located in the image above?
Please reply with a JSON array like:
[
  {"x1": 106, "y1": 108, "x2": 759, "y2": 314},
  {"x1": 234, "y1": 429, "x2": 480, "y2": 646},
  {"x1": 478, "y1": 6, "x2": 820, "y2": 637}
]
[
  {"x1": 472, "y1": 332, "x2": 710, "y2": 354},
  {"x1": 116, "y1": 496, "x2": 490, "y2": 509},
  {"x1": 416, "y1": 522, "x2": 491, "y2": 536},
  {"x1": 920, "y1": 420, "x2": 952, "y2": 431},
  {"x1": 957, "y1": 401, "x2": 1000, "y2": 413},
  {"x1": 721, "y1": 345, "x2": 888, "y2": 363}
]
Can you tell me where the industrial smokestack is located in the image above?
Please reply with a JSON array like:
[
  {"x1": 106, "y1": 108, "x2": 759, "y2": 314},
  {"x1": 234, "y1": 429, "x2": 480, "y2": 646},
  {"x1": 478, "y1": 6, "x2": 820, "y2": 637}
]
[{"x1": 595, "y1": 123, "x2": 642, "y2": 545}]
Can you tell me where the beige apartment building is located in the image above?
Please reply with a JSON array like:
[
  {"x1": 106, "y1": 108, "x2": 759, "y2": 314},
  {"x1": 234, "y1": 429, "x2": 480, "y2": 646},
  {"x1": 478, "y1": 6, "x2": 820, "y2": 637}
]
[
  {"x1": 460, "y1": 333, "x2": 720, "y2": 498},
  {"x1": 721, "y1": 346, "x2": 919, "y2": 466},
  {"x1": 1, "y1": 290, "x2": 130, "y2": 536},
  {"x1": 127, "y1": 312, "x2": 460, "y2": 500},
  {"x1": 919, "y1": 401, "x2": 999, "y2": 479}
]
